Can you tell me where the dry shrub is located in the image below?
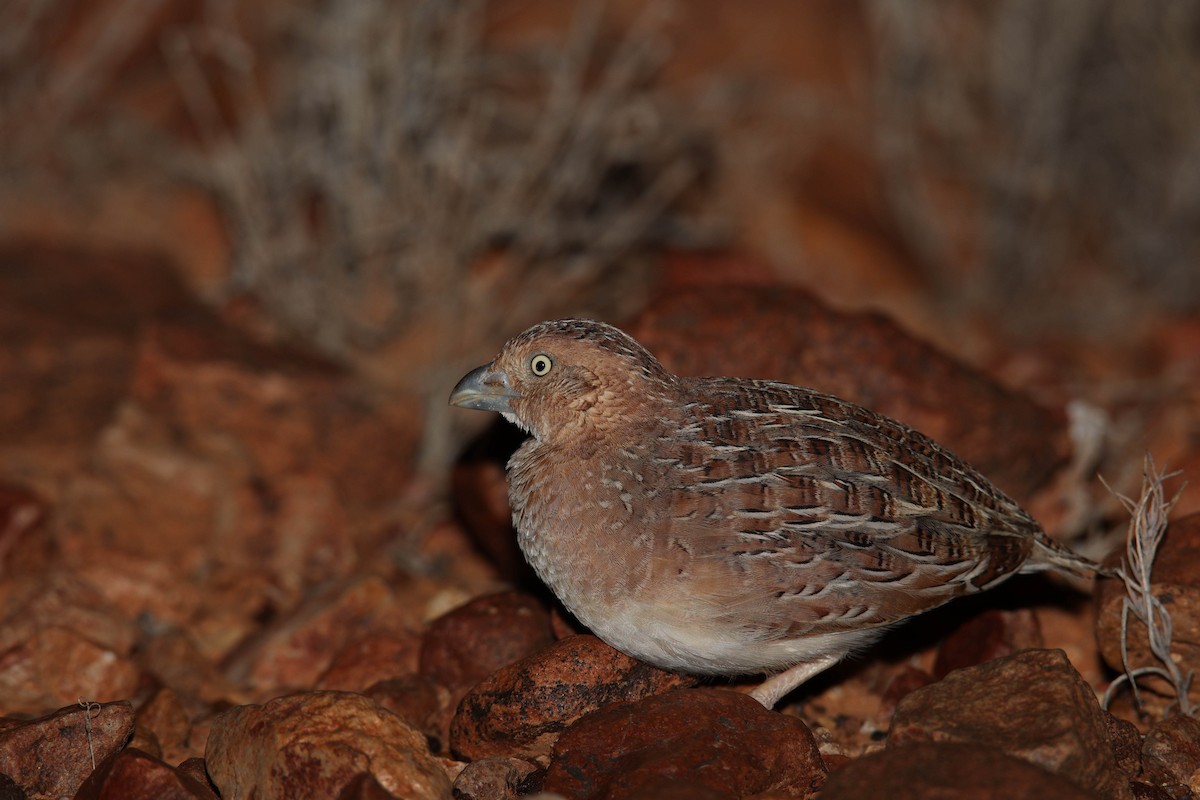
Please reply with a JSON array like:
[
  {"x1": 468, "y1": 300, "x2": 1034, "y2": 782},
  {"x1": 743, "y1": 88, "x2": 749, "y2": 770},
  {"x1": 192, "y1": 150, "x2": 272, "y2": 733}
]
[
  {"x1": 867, "y1": 0, "x2": 1200, "y2": 335},
  {"x1": 166, "y1": 0, "x2": 710, "y2": 358},
  {"x1": 0, "y1": 0, "x2": 168, "y2": 195}
]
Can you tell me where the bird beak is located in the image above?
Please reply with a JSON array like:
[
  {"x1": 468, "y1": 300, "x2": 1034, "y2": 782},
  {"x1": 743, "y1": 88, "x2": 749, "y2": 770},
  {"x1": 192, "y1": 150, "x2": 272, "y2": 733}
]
[{"x1": 449, "y1": 363, "x2": 519, "y2": 413}]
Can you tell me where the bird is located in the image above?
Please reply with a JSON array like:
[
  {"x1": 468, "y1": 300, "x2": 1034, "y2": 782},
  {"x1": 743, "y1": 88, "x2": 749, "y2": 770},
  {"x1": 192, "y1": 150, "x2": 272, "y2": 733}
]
[{"x1": 449, "y1": 319, "x2": 1100, "y2": 708}]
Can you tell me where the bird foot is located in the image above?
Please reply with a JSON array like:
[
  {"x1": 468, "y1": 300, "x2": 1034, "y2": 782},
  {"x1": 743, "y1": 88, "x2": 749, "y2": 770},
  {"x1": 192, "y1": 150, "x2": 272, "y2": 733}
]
[{"x1": 748, "y1": 654, "x2": 841, "y2": 709}]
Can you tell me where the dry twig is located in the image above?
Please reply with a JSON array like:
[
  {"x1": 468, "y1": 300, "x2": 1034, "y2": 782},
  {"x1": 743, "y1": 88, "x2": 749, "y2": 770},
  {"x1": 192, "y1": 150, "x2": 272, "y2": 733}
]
[{"x1": 1101, "y1": 456, "x2": 1191, "y2": 717}]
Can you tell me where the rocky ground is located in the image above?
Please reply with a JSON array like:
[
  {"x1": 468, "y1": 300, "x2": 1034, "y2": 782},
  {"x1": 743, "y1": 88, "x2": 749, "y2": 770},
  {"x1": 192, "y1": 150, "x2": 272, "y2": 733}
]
[
  {"x1": 1, "y1": 243, "x2": 1199, "y2": 799},
  {"x1": 3, "y1": 2, "x2": 1200, "y2": 799}
]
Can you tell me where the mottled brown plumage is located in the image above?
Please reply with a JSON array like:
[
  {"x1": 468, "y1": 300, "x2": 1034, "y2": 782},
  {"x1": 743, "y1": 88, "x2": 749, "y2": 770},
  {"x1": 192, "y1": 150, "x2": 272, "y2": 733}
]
[{"x1": 450, "y1": 319, "x2": 1098, "y2": 707}]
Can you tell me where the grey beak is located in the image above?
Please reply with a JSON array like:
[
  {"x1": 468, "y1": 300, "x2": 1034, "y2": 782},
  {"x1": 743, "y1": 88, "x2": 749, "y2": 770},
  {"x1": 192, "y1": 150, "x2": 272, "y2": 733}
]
[{"x1": 449, "y1": 363, "x2": 518, "y2": 413}]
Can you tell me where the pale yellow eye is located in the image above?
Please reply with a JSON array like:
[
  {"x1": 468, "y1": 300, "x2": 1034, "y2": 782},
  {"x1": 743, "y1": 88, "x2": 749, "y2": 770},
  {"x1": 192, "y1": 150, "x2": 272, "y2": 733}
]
[{"x1": 530, "y1": 353, "x2": 553, "y2": 376}]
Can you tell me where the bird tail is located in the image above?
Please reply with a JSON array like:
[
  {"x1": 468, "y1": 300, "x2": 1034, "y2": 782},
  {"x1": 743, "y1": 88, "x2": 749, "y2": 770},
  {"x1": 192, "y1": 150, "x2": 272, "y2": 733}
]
[{"x1": 1023, "y1": 536, "x2": 1117, "y2": 580}]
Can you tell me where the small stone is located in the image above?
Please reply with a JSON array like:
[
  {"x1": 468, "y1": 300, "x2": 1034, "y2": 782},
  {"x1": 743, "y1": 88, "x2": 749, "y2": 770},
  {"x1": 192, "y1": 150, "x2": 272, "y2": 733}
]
[
  {"x1": 890, "y1": 648, "x2": 1132, "y2": 800},
  {"x1": 0, "y1": 701, "x2": 134, "y2": 800},
  {"x1": 452, "y1": 756, "x2": 538, "y2": 800},
  {"x1": 0, "y1": 244, "x2": 181, "y2": 465},
  {"x1": 0, "y1": 482, "x2": 47, "y2": 576},
  {"x1": 451, "y1": 635, "x2": 695, "y2": 763},
  {"x1": 0, "y1": 626, "x2": 140, "y2": 716},
  {"x1": 0, "y1": 570, "x2": 138, "y2": 655},
  {"x1": 135, "y1": 629, "x2": 242, "y2": 707},
  {"x1": 0, "y1": 773, "x2": 26, "y2": 799},
  {"x1": 318, "y1": 632, "x2": 422, "y2": 692},
  {"x1": 933, "y1": 608, "x2": 1043, "y2": 678},
  {"x1": 177, "y1": 759, "x2": 215, "y2": 793},
  {"x1": 72, "y1": 549, "x2": 205, "y2": 632},
  {"x1": 223, "y1": 575, "x2": 407, "y2": 695},
  {"x1": 879, "y1": 666, "x2": 935, "y2": 717},
  {"x1": 549, "y1": 607, "x2": 584, "y2": 640},
  {"x1": 1131, "y1": 781, "x2": 1185, "y2": 800},
  {"x1": 1142, "y1": 714, "x2": 1200, "y2": 793},
  {"x1": 0, "y1": 570, "x2": 140, "y2": 715},
  {"x1": 419, "y1": 591, "x2": 553, "y2": 699},
  {"x1": 364, "y1": 675, "x2": 450, "y2": 753},
  {"x1": 543, "y1": 688, "x2": 827, "y2": 800},
  {"x1": 1107, "y1": 713, "x2": 1145, "y2": 778},
  {"x1": 819, "y1": 742, "x2": 1100, "y2": 800},
  {"x1": 335, "y1": 772, "x2": 400, "y2": 800},
  {"x1": 134, "y1": 687, "x2": 195, "y2": 767},
  {"x1": 73, "y1": 747, "x2": 218, "y2": 800},
  {"x1": 205, "y1": 690, "x2": 450, "y2": 800},
  {"x1": 451, "y1": 425, "x2": 533, "y2": 583}
]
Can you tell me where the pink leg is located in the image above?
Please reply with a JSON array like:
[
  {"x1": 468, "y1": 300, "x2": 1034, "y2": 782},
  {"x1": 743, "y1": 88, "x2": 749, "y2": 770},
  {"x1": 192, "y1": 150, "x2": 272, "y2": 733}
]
[{"x1": 749, "y1": 653, "x2": 842, "y2": 708}]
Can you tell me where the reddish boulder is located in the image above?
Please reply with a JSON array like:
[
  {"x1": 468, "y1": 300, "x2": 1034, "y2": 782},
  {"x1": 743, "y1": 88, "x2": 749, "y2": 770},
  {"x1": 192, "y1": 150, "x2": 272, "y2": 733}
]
[
  {"x1": 205, "y1": 691, "x2": 450, "y2": 800},
  {"x1": 543, "y1": 688, "x2": 827, "y2": 800},
  {"x1": 820, "y1": 742, "x2": 1101, "y2": 800},
  {"x1": 891, "y1": 648, "x2": 1131, "y2": 800},
  {"x1": 419, "y1": 590, "x2": 553, "y2": 698},
  {"x1": 451, "y1": 634, "x2": 695, "y2": 763}
]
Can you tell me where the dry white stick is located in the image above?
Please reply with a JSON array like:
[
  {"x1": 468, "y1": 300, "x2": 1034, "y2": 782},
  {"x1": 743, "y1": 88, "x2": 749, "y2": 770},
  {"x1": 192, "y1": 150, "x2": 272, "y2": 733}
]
[{"x1": 1102, "y1": 456, "x2": 1191, "y2": 716}]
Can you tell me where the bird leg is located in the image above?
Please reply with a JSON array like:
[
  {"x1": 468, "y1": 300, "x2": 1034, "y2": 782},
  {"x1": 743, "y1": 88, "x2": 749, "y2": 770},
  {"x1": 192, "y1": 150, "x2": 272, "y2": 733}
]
[{"x1": 749, "y1": 654, "x2": 842, "y2": 708}]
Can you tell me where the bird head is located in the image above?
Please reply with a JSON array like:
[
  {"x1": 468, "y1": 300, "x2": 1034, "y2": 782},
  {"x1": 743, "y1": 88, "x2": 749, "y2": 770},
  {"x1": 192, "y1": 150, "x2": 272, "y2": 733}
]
[{"x1": 449, "y1": 319, "x2": 674, "y2": 443}]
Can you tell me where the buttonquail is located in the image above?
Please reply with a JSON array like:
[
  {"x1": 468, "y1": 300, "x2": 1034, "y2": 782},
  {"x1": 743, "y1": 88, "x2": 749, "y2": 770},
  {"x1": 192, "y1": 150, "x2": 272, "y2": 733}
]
[{"x1": 450, "y1": 319, "x2": 1098, "y2": 707}]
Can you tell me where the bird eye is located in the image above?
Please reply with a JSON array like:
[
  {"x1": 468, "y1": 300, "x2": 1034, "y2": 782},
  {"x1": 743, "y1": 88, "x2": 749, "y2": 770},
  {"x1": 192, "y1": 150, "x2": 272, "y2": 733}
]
[{"x1": 529, "y1": 353, "x2": 553, "y2": 376}]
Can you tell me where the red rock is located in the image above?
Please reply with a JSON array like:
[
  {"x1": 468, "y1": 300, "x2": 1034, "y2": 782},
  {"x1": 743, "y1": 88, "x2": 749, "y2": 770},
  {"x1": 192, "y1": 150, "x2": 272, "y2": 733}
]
[
  {"x1": 543, "y1": 688, "x2": 827, "y2": 800},
  {"x1": 318, "y1": 632, "x2": 423, "y2": 692},
  {"x1": 223, "y1": 575, "x2": 411, "y2": 695},
  {"x1": 73, "y1": 747, "x2": 218, "y2": 800},
  {"x1": 73, "y1": 550, "x2": 205, "y2": 633},
  {"x1": 627, "y1": 283, "x2": 1067, "y2": 501},
  {"x1": 550, "y1": 606, "x2": 585, "y2": 640},
  {"x1": 128, "y1": 323, "x2": 419, "y2": 514},
  {"x1": 879, "y1": 666, "x2": 935, "y2": 716},
  {"x1": 52, "y1": 310, "x2": 423, "y2": 618},
  {"x1": 1106, "y1": 712, "x2": 1145, "y2": 779},
  {"x1": 205, "y1": 691, "x2": 450, "y2": 800},
  {"x1": 0, "y1": 774, "x2": 24, "y2": 798},
  {"x1": 451, "y1": 426, "x2": 536, "y2": 582},
  {"x1": 0, "y1": 701, "x2": 134, "y2": 800},
  {"x1": 0, "y1": 573, "x2": 141, "y2": 714},
  {"x1": 228, "y1": 471, "x2": 354, "y2": 596},
  {"x1": 55, "y1": 402, "x2": 227, "y2": 569},
  {"x1": 451, "y1": 635, "x2": 696, "y2": 763},
  {"x1": 933, "y1": 608, "x2": 1044, "y2": 678},
  {"x1": 135, "y1": 629, "x2": 243, "y2": 708},
  {"x1": 0, "y1": 244, "x2": 187, "y2": 459},
  {"x1": 186, "y1": 571, "x2": 278, "y2": 663},
  {"x1": 134, "y1": 687, "x2": 200, "y2": 767},
  {"x1": 335, "y1": 772, "x2": 401, "y2": 800},
  {"x1": 451, "y1": 756, "x2": 539, "y2": 800},
  {"x1": 1141, "y1": 715, "x2": 1200, "y2": 793},
  {"x1": 419, "y1": 591, "x2": 554, "y2": 698},
  {"x1": 177, "y1": 759, "x2": 215, "y2": 793},
  {"x1": 1096, "y1": 512, "x2": 1200, "y2": 716},
  {"x1": 364, "y1": 675, "x2": 450, "y2": 753},
  {"x1": 819, "y1": 742, "x2": 1101, "y2": 800},
  {"x1": 0, "y1": 483, "x2": 48, "y2": 575},
  {"x1": 891, "y1": 648, "x2": 1132, "y2": 800},
  {"x1": 0, "y1": 626, "x2": 140, "y2": 716},
  {"x1": 1131, "y1": 781, "x2": 1182, "y2": 800},
  {"x1": 0, "y1": 569, "x2": 137, "y2": 656}
]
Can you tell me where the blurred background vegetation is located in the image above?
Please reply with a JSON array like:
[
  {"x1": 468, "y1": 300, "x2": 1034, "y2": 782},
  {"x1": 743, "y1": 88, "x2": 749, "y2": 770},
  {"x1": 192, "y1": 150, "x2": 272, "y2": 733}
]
[{"x1": 2, "y1": 0, "x2": 1198, "y2": 475}]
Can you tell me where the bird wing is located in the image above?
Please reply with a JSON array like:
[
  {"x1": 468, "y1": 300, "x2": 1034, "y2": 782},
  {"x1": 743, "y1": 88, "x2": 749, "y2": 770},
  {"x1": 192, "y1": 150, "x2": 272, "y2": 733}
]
[{"x1": 649, "y1": 378, "x2": 1040, "y2": 638}]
